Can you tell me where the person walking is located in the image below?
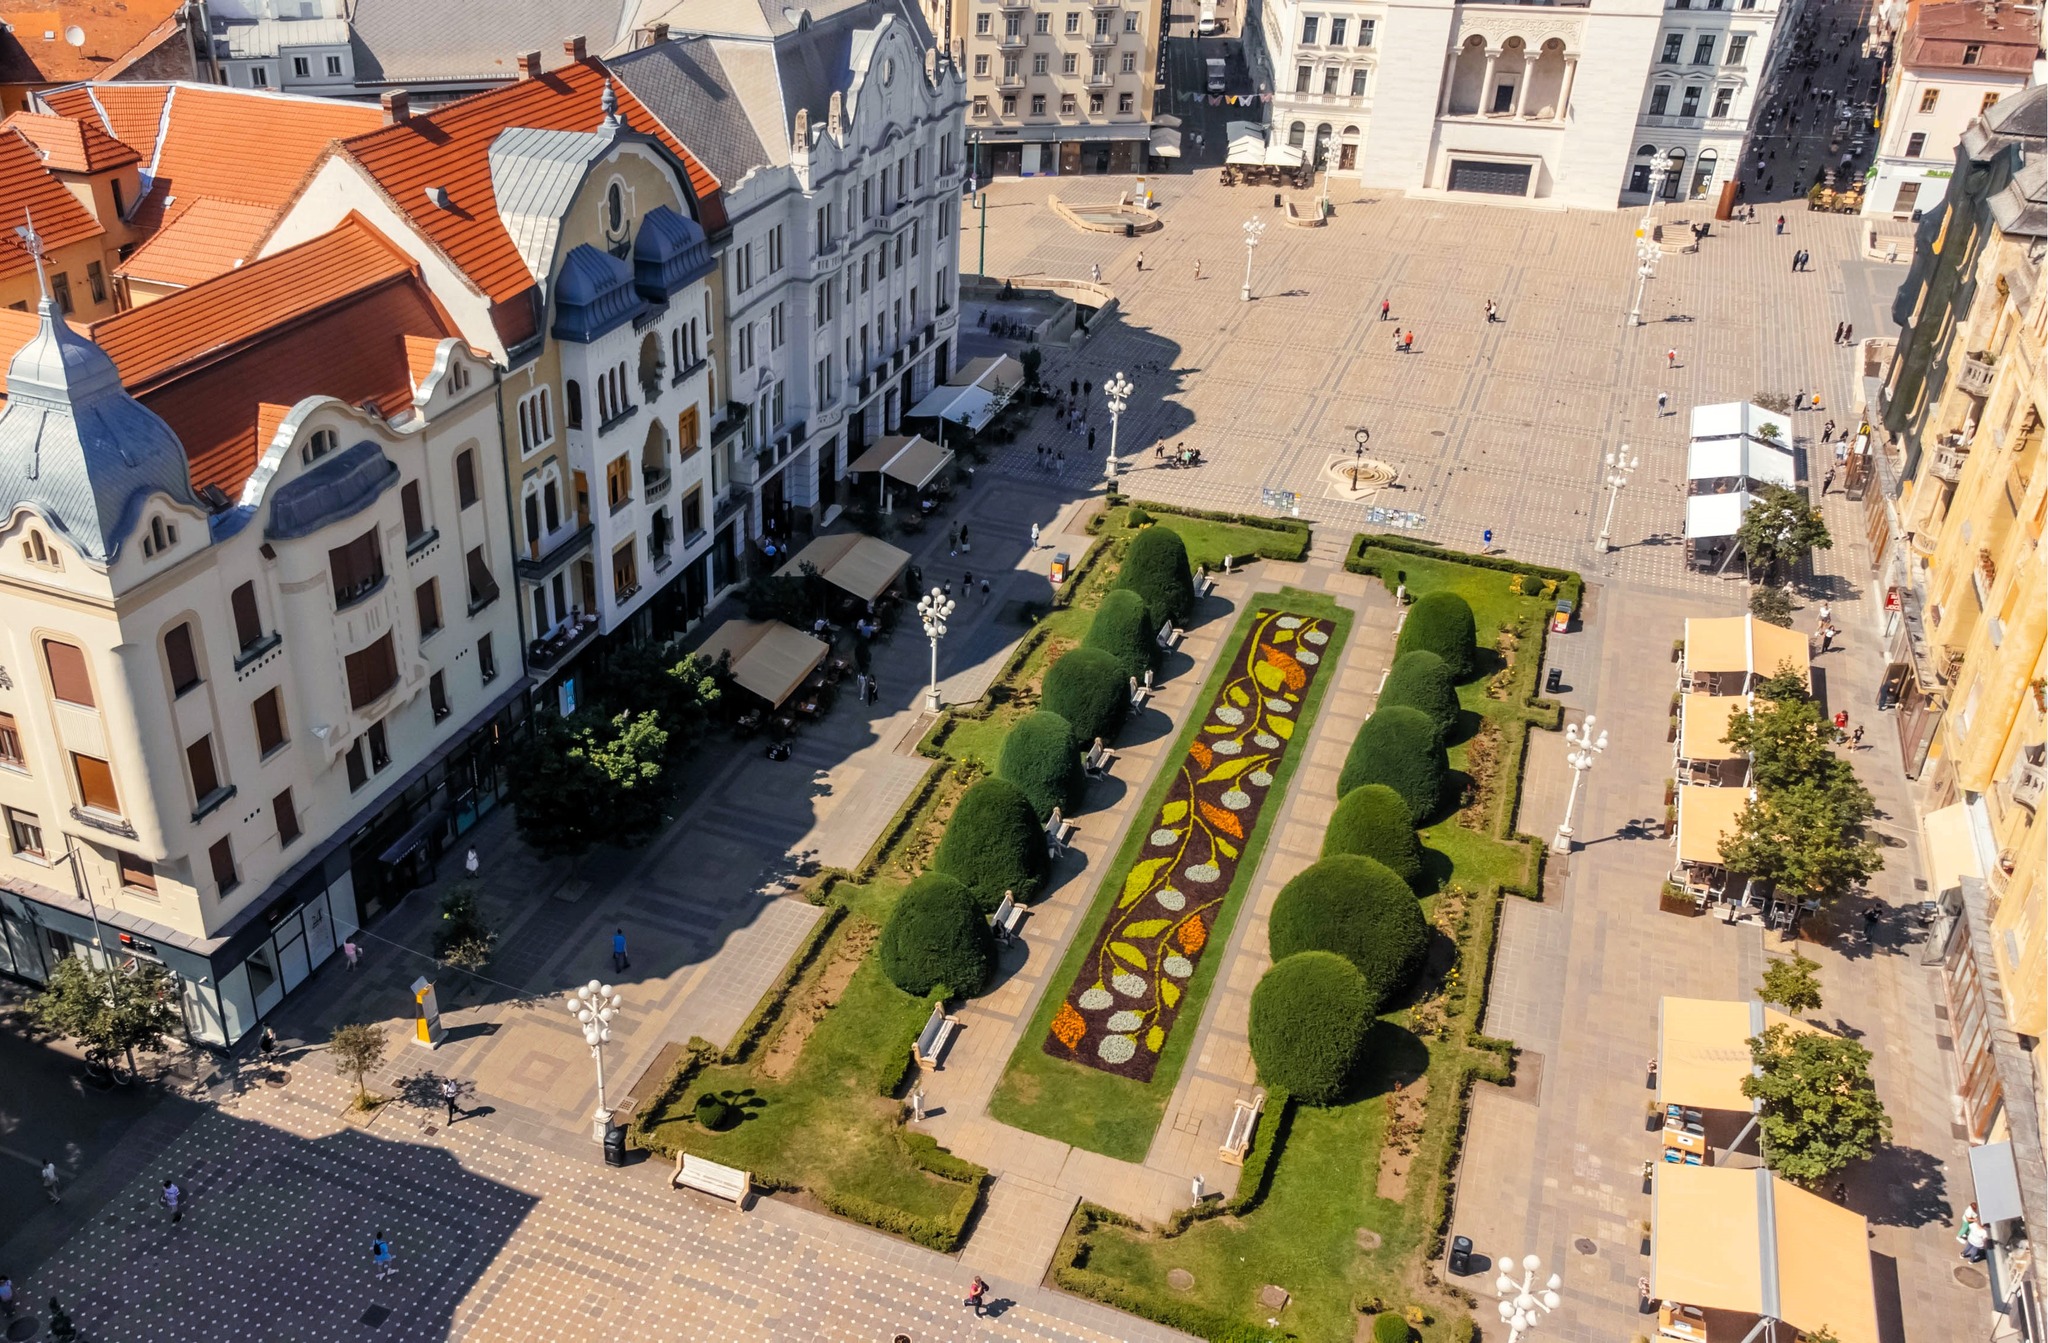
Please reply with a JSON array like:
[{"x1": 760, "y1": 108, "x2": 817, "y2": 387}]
[
  {"x1": 41, "y1": 1158, "x2": 60, "y2": 1203},
  {"x1": 1811, "y1": 391, "x2": 1823, "y2": 412},
  {"x1": 1082, "y1": 380, "x2": 1091, "y2": 401},
  {"x1": 611, "y1": 929, "x2": 629, "y2": 973},
  {"x1": 1822, "y1": 466, "x2": 1837, "y2": 495},
  {"x1": 1820, "y1": 622, "x2": 1837, "y2": 653},
  {"x1": 1776, "y1": 214, "x2": 1785, "y2": 234},
  {"x1": 442, "y1": 1077, "x2": 462, "y2": 1125},
  {"x1": 1135, "y1": 251, "x2": 1144, "y2": 271},
  {"x1": 464, "y1": 846, "x2": 479, "y2": 879},
  {"x1": 963, "y1": 570, "x2": 973, "y2": 594},
  {"x1": 1833, "y1": 321, "x2": 1845, "y2": 344},
  {"x1": 1851, "y1": 724, "x2": 1865, "y2": 749},
  {"x1": 1842, "y1": 323, "x2": 1853, "y2": 344},
  {"x1": 372, "y1": 1231, "x2": 395, "y2": 1280},
  {"x1": 0, "y1": 1275, "x2": 14, "y2": 1319},
  {"x1": 1485, "y1": 298, "x2": 1498, "y2": 323},
  {"x1": 259, "y1": 1027, "x2": 277, "y2": 1063},
  {"x1": 1087, "y1": 425, "x2": 1096, "y2": 453},
  {"x1": 1089, "y1": 261, "x2": 1101, "y2": 283},
  {"x1": 1402, "y1": 330, "x2": 1415, "y2": 353},
  {"x1": 1192, "y1": 258, "x2": 1202, "y2": 280},
  {"x1": 162, "y1": 1179, "x2": 182, "y2": 1224},
  {"x1": 959, "y1": 523, "x2": 971, "y2": 552},
  {"x1": 1379, "y1": 298, "x2": 1390, "y2": 322},
  {"x1": 965, "y1": 1276, "x2": 988, "y2": 1316},
  {"x1": 865, "y1": 673, "x2": 879, "y2": 706},
  {"x1": 1069, "y1": 378, "x2": 1079, "y2": 399},
  {"x1": 1029, "y1": 522, "x2": 1040, "y2": 549},
  {"x1": 979, "y1": 578, "x2": 990, "y2": 602},
  {"x1": 1393, "y1": 328, "x2": 1403, "y2": 353},
  {"x1": 343, "y1": 938, "x2": 360, "y2": 970},
  {"x1": 1657, "y1": 390, "x2": 1669, "y2": 416},
  {"x1": 1666, "y1": 348, "x2": 1678, "y2": 369}
]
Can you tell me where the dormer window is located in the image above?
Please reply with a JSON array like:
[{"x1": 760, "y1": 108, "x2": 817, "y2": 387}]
[
  {"x1": 22, "y1": 529, "x2": 57, "y2": 569},
  {"x1": 302, "y1": 428, "x2": 339, "y2": 465},
  {"x1": 141, "y1": 516, "x2": 178, "y2": 558}
]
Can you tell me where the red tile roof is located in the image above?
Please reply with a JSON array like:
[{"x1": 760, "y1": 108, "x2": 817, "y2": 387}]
[
  {"x1": 326, "y1": 58, "x2": 726, "y2": 306},
  {"x1": 0, "y1": 0, "x2": 190, "y2": 86},
  {"x1": 0, "y1": 119, "x2": 101, "y2": 279},
  {"x1": 38, "y1": 82, "x2": 164, "y2": 158},
  {"x1": 119, "y1": 195, "x2": 273, "y2": 289},
  {"x1": 1903, "y1": 1, "x2": 2037, "y2": 72},
  {"x1": 1, "y1": 109, "x2": 137, "y2": 171}
]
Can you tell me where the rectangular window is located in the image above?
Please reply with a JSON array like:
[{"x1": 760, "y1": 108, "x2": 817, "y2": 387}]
[
  {"x1": 518, "y1": 388, "x2": 553, "y2": 453},
  {"x1": 429, "y1": 670, "x2": 450, "y2": 722},
  {"x1": 1661, "y1": 33, "x2": 1682, "y2": 62},
  {"x1": 415, "y1": 577, "x2": 442, "y2": 637},
  {"x1": 1123, "y1": 12, "x2": 1137, "y2": 30},
  {"x1": 119, "y1": 852, "x2": 155, "y2": 892},
  {"x1": 611, "y1": 542, "x2": 639, "y2": 600},
  {"x1": 368, "y1": 721, "x2": 390, "y2": 772},
  {"x1": 344, "y1": 633, "x2": 398, "y2": 710},
  {"x1": 86, "y1": 261, "x2": 105, "y2": 303},
  {"x1": 1033, "y1": 53, "x2": 1047, "y2": 74},
  {"x1": 1330, "y1": 18, "x2": 1347, "y2": 43},
  {"x1": 767, "y1": 224, "x2": 784, "y2": 272},
  {"x1": 293, "y1": 55, "x2": 310, "y2": 78},
  {"x1": 1063, "y1": 53, "x2": 1077, "y2": 74},
  {"x1": 50, "y1": 272, "x2": 70, "y2": 314},
  {"x1": 1121, "y1": 52, "x2": 1136, "y2": 73},
  {"x1": 455, "y1": 449, "x2": 479, "y2": 508},
  {"x1": 1093, "y1": 13, "x2": 1109, "y2": 37},
  {"x1": 1119, "y1": 92, "x2": 1134, "y2": 112},
  {"x1": 232, "y1": 582, "x2": 263, "y2": 652},
  {"x1": 1726, "y1": 34, "x2": 1748, "y2": 65},
  {"x1": 974, "y1": 55, "x2": 989, "y2": 77},
  {"x1": 1088, "y1": 93, "x2": 1102, "y2": 114},
  {"x1": 1962, "y1": 43, "x2": 1980, "y2": 64},
  {"x1": 1296, "y1": 65, "x2": 1312, "y2": 94},
  {"x1": 1906, "y1": 131, "x2": 1926, "y2": 158},
  {"x1": 1031, "y1": 93, "x2": 1046, "y2": 115},
  {"x1": 1351, "y1": 69, "x2": 1368, "y2": 96},
  {"x1": 1066, "y1": 11, "x2": 1079, "y2": 32},
  {"x1": 0, "y1": 711, "x2": 22, "y2": 769},
  {"x1": 1061, "y1": 92, "x2": 1076, "y2": 114},
  {"x1": 345, "y1": 737, "x2": 368, "y2": 791},
  {"x1": 466, "y1": 547, "x2": 499, "y2": 610},
  {"x1": 164, "y1": 623, "x2": 201, "y2": 695},
  {"x1": 1981, "y1": 92, "x2": 2000, "y2": 112},
  {"x1": 72, "y1": 752, "x2": 118, "y2": 814},
  {"x1": 682, "y1": 486, "x2": 704, "y2": 537},
  {"x1": 1035, "y1": 12, "x2": 1049, "y2": 32},
  {"x1": 329, "y1": 531, "x2": 384, "y2": 607},
  {"x1": 273, "y1": 788, "x2": 300, "y2": 846},
  {"x1": 186, "y1": 735, "x2": 220, "y2": 802},
  {"x1": 326, "y1": 54, "x2": 343, "y2": 76},
  {"x1": 1680, "y1": 84, "x2": 1702, "y2": 116},
  {"x1": 1359, "y1": 18, "x2": 1375, "y2": 45},
  {"x1": 5, "y1": 807, "x2": 44, "y2": 858},
  {"x1": 208, "y1": 837, "x2": 237, "y2": 894},
  {"x1": 254, "y1": 687, "x2": 287, "y2": 755},
  {"x1": 1649, "y1": 84, "x2": 1671, "y2": 115},
  {"x1": 44, "y1": 640, "x2": 93, "y2": 707},
  {"x1": 606, "y1": 455, "x2": 632, "y2": 510},
  {"x1": 976, "y1": 12, "x2": 990, "y2": 33},
  {"x1": 1692, "y1": 35, "x2": 1714, "y2": 63},
  {"x1": 1091, "y1": 53, "x2": 1108, "y2": 77},
  {"x1": 1301, "y1": 16, "x2": 1318, "y2": 43},
  {"x1": 1323, "y1": 67, "x2": 1339, "y2": 94},
  {"x1": 1713, "y1": 86, "x2": 1733, "y2": 117}
]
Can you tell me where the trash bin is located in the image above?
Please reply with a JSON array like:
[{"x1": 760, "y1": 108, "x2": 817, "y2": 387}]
[
  {"x1": 1050, "y1": 551, "x2": 1071, "y2": 585},
  {"x1": 1123, "y1": 222, "x2": 1134, "y2": 237},
  {"x1": 603, "y1": 1123, "x2": 628, "y2": 1167},
  {"x1": 1273, "y1": 192, "x2": 1281, "y2": 208},
  {"x1": 1448, "y1": 1235, "x2": 1473, "y2": 1275}
]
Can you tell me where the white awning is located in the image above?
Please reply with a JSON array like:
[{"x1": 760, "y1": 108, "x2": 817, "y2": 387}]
[
  {"x1": 907, "y1": 382, "x2": 1000, "y2": 432},
  {"x1": 1686, "y1": 492, "x2": 1754, "y2": 539},
  {"x1": 1691, "y1": 401, "x2": 1792, "y2": 444},
  {"x1": 1687, "y1": 437, "x2": 1795, "y2": 488},
  {"x1": 1150, "y1": 126, "x2": 1182, "y2": 158},
  {"x1": 1226, "y1": 120, "x2": 1268, "y2": 164}
]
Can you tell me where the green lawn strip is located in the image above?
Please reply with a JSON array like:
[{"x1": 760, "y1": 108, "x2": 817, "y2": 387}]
[
  {"x1": 1093, "y1": 507, "x2": 1308, "y2": 571},
  {"x1": 990, "y1": 589, "x2": 1353, "y2": 1160}
]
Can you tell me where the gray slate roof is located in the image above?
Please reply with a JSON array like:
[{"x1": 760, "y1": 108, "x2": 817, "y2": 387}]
[
  {"x1": 0, "y1": 300, "x2": 199, "y2": 567},
  {"x1": 606, "y1": 38, "x2": 777, "y2": 186},
  {"x1": 346, "y1": 0, "x2": 632, "y2": 83},
  {"x1": 489, "y1": 125, "x2": 620, "y2": 283}
]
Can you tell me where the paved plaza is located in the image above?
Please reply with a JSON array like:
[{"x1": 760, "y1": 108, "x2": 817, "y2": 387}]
[{"x1": 0, "y1": 156, "x2": 1981, "y2": 1341}]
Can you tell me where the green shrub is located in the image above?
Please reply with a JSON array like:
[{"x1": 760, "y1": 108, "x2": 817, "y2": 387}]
[
  {"x1": 1322, "y1": 784, "x2": 1425, "y2": 887},
  {"x1": 1247, "y1": 951, "x2": 1374, "y2": 1105},
  {"x1": 1126, "y1": 507, "x2": 1153, "y2": 527},
  {"x1": 1395, "y1": 591, "x2": 1478, "y2": 680},
  {"x1": 1082, "y1": 587, "x2": 1156, "y2": 681},
  {"x1": 694, "y1": 1091, "x2": 735, "y2": 1130},
  {"x1": 878, "y1": 873, "x2": 996, "y2": 997},
  {"x1": 1372, "y1": 1312, "x2": 1413, "y2": 1343},
  {"x1": 1267, "y1": 856, "x2": 1427, "y2": 1012},
  {"x1": 1041, "y1": 646, "x2": 1128, "y2": 745},
  {"x1": 931, "y1": 776, "x2": 1051, "y2": 908},
  {"x1": 997, "y1": 711, "x2": 1082, "y2": 819},
  {"x1": 1115, "y1": 524, "x2": 1195, "y2": 627},
  {"x1": 1378, "y1": 650, "x2": 1459, "y2": 741},
  {"x1": 1336, "y1": 706, "x2": 1447, "y2": 823}
]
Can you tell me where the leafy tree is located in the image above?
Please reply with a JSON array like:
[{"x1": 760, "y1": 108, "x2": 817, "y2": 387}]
[
  {"x1": 1735, "y1": 484, "x2": 1832, "y2": 581},
  {"x1": 1758, "y1": 952, "x2": 1823, "y2": 1014},
  {"x1": 739, "y1": 571, "x2": 814, "y2": 626},
  {"x1": 1395, "y1": 592, "x2": 1477, "y2": 681},
  {"x1": 1020, "y1": 346, "x2": 1043, "y2": 387},
  {"x1": 598, "y1": 643, "x2": 719, "y2": 752},
  {"x1": 510, "y1": 710, "x2": 672, "y2": 857},
  {"x1": 433, "y1": 880, "x2": 496, "y2": 989},
  {"x1": 1753, "y1": 665, "x2": 1810, "y2": 702},
  {"x1": 1740, "y1": 1024, "x2": 1891, "y2": 1183},
  {"x1": 879, "y1": 873, "x2": 996, "y2": 997},
  {"x1": 1748, "y1": 584, "x2": 1795, "y2": 628},
  {"x1": 1719, "y1": 775, "x2": 1883, "y2": 904},
  {"x1": 330, "y1": 1022, "x2": 388, "y2": 1106},
  {"x1": 30, "y1": 955, "x2": 182, "y2": 1080},
  {"x1": 1723, "y1": 692, "x2": 1844, "y2": 790}
]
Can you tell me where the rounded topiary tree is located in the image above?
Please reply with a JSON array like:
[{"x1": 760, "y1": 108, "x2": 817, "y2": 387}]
[
  {"x1": 997, "y1": 710, "x2": 1082, "y2": 820},
  {"x1": 1395, "y1": 591, "x2": 1478, "y2": 681},
  {"x1": 1267, "y1": 855, "x2": 1427, "y2": 1012},
  {"x1": 1378, "y1": 650, "x2": 1460, "y2": 743},
  {"x1": 931, "y1": 776, "x2": 1051, "y2": 909},
  {"x1": 878, "y1": 872, "x2": 997, "y2": 997},
  {"x1": 1371, "y1": 1313, "x2": 1413, "y2": 1343},
  {"x1": 1336, "y1": 706, "x2": 1447, "y2": 823},
  {"x1": 1322, "y1": 784, "x2": 1426, "y2": 888},
  {"x1": 1041, "y1": 646, "x2": 1127, "y2": 745},
  {"x1": 694, "y1": 1091, "x2": 735, "y2": 1130},
  {"x1": 1115, "y1": 524, "x2": 1195, "y2": 628},
  {"x1": 1247, "y1": 951, "x2": 1374, "y2": 1105},
  {"x1": 1082, "y1": 587, "x2": 1156, "y2": 682}
]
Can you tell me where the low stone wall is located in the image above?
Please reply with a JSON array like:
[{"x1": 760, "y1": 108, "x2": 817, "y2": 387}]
[
  {"x1": 1282, "y1": 197, "x2": 1328, "y2": 228},
  {"x1": 1048, "y1": 192, "x2": 1163, "y2": 235},
  {"x1": 960, "y1": 274, "x2": 1119, "y2": 346}
]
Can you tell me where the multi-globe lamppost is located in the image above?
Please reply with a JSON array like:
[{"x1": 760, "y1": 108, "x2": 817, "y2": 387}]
[
  {"x1": 1240, "y1": 216, "x2": 1265, "y2": 303},
  {"x1": 1102, "y1": 370, "x2": 1133, "y2": 490},
  {"x1": 1495, "y1": 1254, "x2": 1564, "y2": 1342},
  {"x1": 919, "y1": 586, "x2": 956, "y2": 712},
  {"x1": 1553, "y1": 715, "x2": 1608, "y2": 853},
  {"x1": 1596, "y1": 446, "x2": 1641, "y2": 554},
  {"x1": 567, "y1": 980, "x2": 623, "y2": 1143}
]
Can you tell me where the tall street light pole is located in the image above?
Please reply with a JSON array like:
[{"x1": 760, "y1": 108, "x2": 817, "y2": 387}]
[
  {"x1": 967, "y1": 130, "x2": 988, "y2": 279},
  {"x1": 1553, "y1": 715, "x2": 1608, "y2": 853},
  {"x1": 567, "y1": 980, "x2": 623, "y2": 1143},
  {"x1": 1596, "y1": 446, "x2": 1640, "y2": 554},
  {"x1": 1103, "y1": 370, "x2": 1132, "y2": 491},
  {"x1": 1629, "y1": 163, "x2": 1667, "y2": 327},
  {"x1": 1240, "y1": 216, "x2": 1265, "y2": 303},
  {"x1": 918, "y1": 586, "x2": 956, "y2": 712},
  {"x1": 1495, "y1": 1254, "x2": 1564, "y2": 1343}
]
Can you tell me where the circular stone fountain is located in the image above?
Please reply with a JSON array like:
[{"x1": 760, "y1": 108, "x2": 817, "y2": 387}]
[{"x1": 1324, "y1": 455, "x2": 1400, "y2": 496}]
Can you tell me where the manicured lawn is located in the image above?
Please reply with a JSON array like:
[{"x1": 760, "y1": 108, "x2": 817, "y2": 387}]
[
  {"x1": 989, "y1": 590, "x2": 1352, "y2": 1161},
  {"x1": 1098, "y1": 505, "x2": 1307, "y2": 570}
]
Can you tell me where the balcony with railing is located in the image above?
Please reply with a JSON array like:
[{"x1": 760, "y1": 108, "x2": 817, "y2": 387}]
[
  {"x1": 1929, "y1": 446, "x2": 1969, "y2": 484},
  {"x1": 515, "y1": 510, "x2": 593, "y2": 581},
  {"x1": 528, "y1": 613, "x2": 600, "y2": 671},
  {"x1": 1958, "y1": 350, "x2": 1997, "y2": 397}
]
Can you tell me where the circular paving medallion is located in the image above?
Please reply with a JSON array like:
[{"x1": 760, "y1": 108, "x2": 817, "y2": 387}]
[
  {"x1": 1322, "y1": 456, "x2": 1400, "y2": 495},
  {"x1": 1955, "y1": 1266, "x2": 1988, "y2": 1289},
  {"x1": 1167, "y1": 1268, "x2": 1195, "y2": 1292},
  {"x1": 1574, "y1": 1237, "x2": 1599, "y2": 1256}
]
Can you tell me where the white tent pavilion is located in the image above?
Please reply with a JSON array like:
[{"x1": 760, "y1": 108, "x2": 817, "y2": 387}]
[
  {"x1": 1689, "y1": 401, "x2": 1792, "y2": 445},
  {"x1": 1685, "y1": 492, "x2": 1754, "y2": 540},
  {"x1": 906, "y1": 354, "x2": 1024, "y2": 434},
  {"x1": 1686, "y1": 437, "x2": 1795, "y2": 490}
]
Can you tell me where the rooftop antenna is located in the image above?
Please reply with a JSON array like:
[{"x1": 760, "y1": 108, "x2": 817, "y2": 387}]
[
  {"x1": 14, "y1": 210, "x2": 50, "y2": 304},
  {"x1": 63, "y1": 25, "x2": 83, "y2": 47}
]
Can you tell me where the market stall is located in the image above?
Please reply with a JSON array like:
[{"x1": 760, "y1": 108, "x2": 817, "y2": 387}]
[
  {"x1": 847, "y1": 434, "x2": 954, "y2": 510},
  {"x1": 1681, "y1": 616, "x2": 1811, "y2": 694},
  {"x1": 1656, "y1": 997, "x2": 1830, "y2": 1160},
  {"x1": 1676, "y1": 693, "x2": 1749, "y2": 783},
  {"x1": 1672, "y1": 783, "x2": 1749, "y2": 903},
  {"x1": 702, "y1": 618, "x2": 830, "y2": 710},
  {"x1": 776, "y1": 532, "x2": 910, "y2": 604}
]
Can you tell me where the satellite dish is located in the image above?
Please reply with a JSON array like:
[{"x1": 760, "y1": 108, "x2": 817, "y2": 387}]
[{"x1": 63, "y1": 24, "x2": 84, "y2": 47}]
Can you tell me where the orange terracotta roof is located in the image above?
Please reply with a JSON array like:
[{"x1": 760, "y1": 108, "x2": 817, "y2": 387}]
[
  {"x1": 0, "y1": 0, "x2": 190, "y2": 86},
  {"x1": 1, "y1": 109, "x2": 136, "y2": 171},
  {"x1": 330, "y1": 58, "x2": 726, "y2": 306},
  {"x1": 118, "y1": 195, "x2": 273, "y2": 289},
  {"x1": 0, "y1": 121, "x2": 101, "y2": 279},
  {"x1": 37, "y1": 83, "x2": 165, "y2": 159}
]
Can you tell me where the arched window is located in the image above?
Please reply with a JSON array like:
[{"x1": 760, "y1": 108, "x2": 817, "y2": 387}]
[
  {"x1": 302, "y1": 428, "x2": 338, "y2": 465},
  {"x1": 1287, "y1": 121, "x2": 1306, "y2": 148},
  {"x1": 565, "y1": 379, "x2": 584, "y2": 429}
]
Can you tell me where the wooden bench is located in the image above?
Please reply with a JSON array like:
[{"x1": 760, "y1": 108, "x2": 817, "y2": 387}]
[
  {"x1": 673, "y1": 1151, "x2": 752, "y2": 1206},
  {"x1": 1129, "y1": 675, "x2": 1148, "y2": 709},
  {"x1": 914, "y1": 1001, "x2": 959, "y2": 1068},
  {"x1": 1156, "y1": 619, "x2": 1183, "y2": 651},
  {"x1": 991, "y1": 890, "x2": 1027, "y2": 940},
  {"x1": 1194, "y1": 565, "x2": 1216, "y2": 599},
  {"x1": 1083, "y1": 737, "x2": 1115, "y2": 778},
  {"x1": 1218, "y1": 1091, "x2": 1266, "y2": 1166},
  {"x1": 1044, "y1": 807, "x2": 1069, "y2": 858}
]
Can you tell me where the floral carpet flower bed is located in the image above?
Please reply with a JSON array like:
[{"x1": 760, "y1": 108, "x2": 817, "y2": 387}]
[{"x1": 1045, "y1": 609, "x2": 1335, "y2": 1081}]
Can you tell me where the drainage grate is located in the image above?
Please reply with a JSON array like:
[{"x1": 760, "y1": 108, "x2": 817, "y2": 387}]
[
  {"x1": 360, "y1": 1305, "x2": 391, "y2": 1328},
  {"x1": 1574, "y1": 1237, "x2": 1599, "y2": 1256}
]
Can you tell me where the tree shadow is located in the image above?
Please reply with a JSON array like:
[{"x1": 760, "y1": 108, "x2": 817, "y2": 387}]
[
  {"x1": 1343, "y1": 1021, "x2": 1431, "y2": 1104},
  {"x1": 1415, "y1": 846, "x2": 1452, "y2": 899},
  {"x1": 1857, "y1": 1144, "x2": 1948, "y2": 1229},
  {"x1": 1444, "y1": 707, "x2": 1485, "y2": 750}
]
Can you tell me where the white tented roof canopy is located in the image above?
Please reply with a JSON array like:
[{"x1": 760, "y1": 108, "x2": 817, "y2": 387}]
[
  {"x1": 1690, "y1": 401, "x2": 1793, "y2": 445},
  {"x1": 847, "y1": 434, "x2": 954, "y2": 489},
  {"x1": 776, "y1": 532, "x2": 910, "y2": 602},
  {"x1": 1150, "y1": 125, "x2": 1182, "y2": 157},
  {"x1": 1687, "y1": 437, "x2": 1796, "y2": 488},
  {"x1": 1686, "y1": 492, "x2": 1753, "y2": 539},
  {"x1": 1226, "y1": 121, "x2": 1268, "y2": 163},
  {"x1": 909, "y1": 356, "x2": 1025, "y2": 433},
  {"x1": 702, "y1": 619, "x2": 829, "y2": 708}
]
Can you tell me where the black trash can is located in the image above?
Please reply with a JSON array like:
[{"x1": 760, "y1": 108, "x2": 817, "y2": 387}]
[
  {"x1": 1124, "y1": 222, "x2": 1134, "y2": 237},
  {"x1": 1273, "y1": 192, "x2": 1281, "y2": 208},
  {"x1": 603, "y1": 1123, "x2": 627, "y2": 1166}
]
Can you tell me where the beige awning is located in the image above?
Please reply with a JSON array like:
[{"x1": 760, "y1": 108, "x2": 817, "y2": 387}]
[
  {"x1": 1676, "y1": 784, "x2": 1750, "y2": 865},
  {"x1": 701, "y1": 618, "x2": 829, "y2": 708},
  {"x1": 847, "y1": 434, "x2": 954, "y2": 488},
  {"x1": 1658, "y1": 997, "x2": 1828, "y2": 1113},
  {"x1": 1921, "y1": 802, "x2": 1984, "y2": 896},
  {"x1": 1679, "y1": 694, "x2": 1748, "y2": 760},
  {"x1": 1653, "y1": 1166, "x2": 1878, "y2": 1343},
  {"x1": 947, "y1": 355, "x2": 1024, "y2": 390},
  {"x1": 777, "y1": 532, "x2": 910, "y2": 602},
  {"x1": 1685, "y1": 616, "x2": 1810, "y2": 685}
]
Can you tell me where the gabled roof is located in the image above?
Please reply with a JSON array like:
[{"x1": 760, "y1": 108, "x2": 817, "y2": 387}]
[
  {"x1": 347, "y1": 0, "x2": 628, "y2": 85},
  {"x1": 321, "y1": 57, "x2": 724, "y2": 305},
  {"x1": 1901, "y1": 0, "x2": 2037, "y2": 72},
  {"x1": 0, "y1": 0, "x2": 193, "y2": 86},
  {"x1": 0, "y1": 109, "x2": 138, "y2": 172},
  {"x1": 37, "y1": 82, "x2": 165, "y2": 156},
  {"x1": 0, "y1": 121, "x2": 102, "y2": 279},
  {"x1": 118, "y1": 195, "x2": 273, "y2": 289}
]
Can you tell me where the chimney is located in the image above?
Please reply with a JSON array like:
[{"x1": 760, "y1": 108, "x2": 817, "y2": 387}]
[
  {"x1": 381, "y1": 90, "x2": 410, "y2": 124},
  {"x1": 652, "y1": 21, "x2": 669, "y2": 41},
  {"x1": 564, "y1": 35, "x2": 587, "y2": 61},
  {"x1": 516, "y1": 50, "x2": 542, "y2": 79}
]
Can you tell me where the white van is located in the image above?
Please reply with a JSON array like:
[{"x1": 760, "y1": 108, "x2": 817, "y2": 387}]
[
  {"x1": 1205, "y1": 57, "x2": 1226, "y2": 93},
  {"x1": 1198, "y1": 1, "x2": 1220, "y2": 34}
]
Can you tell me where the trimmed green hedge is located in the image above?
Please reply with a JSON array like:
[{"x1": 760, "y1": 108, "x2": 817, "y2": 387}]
[
  {"x1": 1082, "y1": 587, "x2": 1156, "y2": 681},
  {"x1": 1322, "y1": 785, "x2": 1425, "y2": 887},
  {"x1": 1395, "y1": 591, "x2": 1478, "y2": 681},
  {"x1": 1378, "y1": 650, "x2": 1459, "y2": 742},
  {"x1": 1248, "y1": 951, "x2": 1375, "y2": 1105},
  {"x1": 1115, "y1": 524, "x2": 1195, "y2": 627},
  {"x1": 1347, "y1": 532, "x2": 1584, "y2": 608},
  {"x1": 878, "y1": 873, "x2": 996, "y2": 997},
  {"x1": 1267, "y1": 856, "x2": 1427, "y2": 1012},
  {"x1": 1127, "y1": 499, "x2": 1313, "y2": 561},
  {"x1": 1372, "y1": 1312, "x2": 1414, "y2": 1343},
  {"x1": 1337, "y1": 706, "x2": 1447, "y2": 823},
  {"x1": 812, "y1": 1175, "x2": 984, "y2": 1254},
  {"x1": 997, "y1": 710, "x2": 1082, "y2": 819},
  {"x1": 1041, "y1": 645, "x2": 1128, "y2": 745},
  {"x1": 931, "y1": 776, "x2": 1052, "y2": 909},
  {"x1": 1055, "y1": 1205, "x2": 1295, "y2": 1343}
]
